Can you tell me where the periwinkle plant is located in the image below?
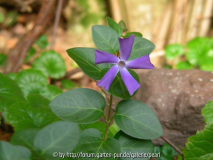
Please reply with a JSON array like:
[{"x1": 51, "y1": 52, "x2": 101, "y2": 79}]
[{"x1": 50, "y1": 18, "x2": 163, "y2": 159}]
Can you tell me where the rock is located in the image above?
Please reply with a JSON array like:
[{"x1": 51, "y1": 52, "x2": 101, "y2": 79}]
[{"x1": 134, "y1": 69, "x2": 213, "y2": 147}]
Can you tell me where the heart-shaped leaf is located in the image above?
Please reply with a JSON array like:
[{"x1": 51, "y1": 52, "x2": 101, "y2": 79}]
[
  {"x1": 202, "y1": 101, "x2": 213, "y2": 125},
  {"x1": 75, "y1": 128, "x2": 120, "y2": 160},
  {"x1": 107, "y1": 17, "x2": 123, "y2": 36},
  {"x1": 183, "y1": 124, "x2": 213, "y2": 160},
  {"x1": 115, "y1": 131, "x2": 154, "y2": 160},
  {"x1": 0, "y1": 141, "x2": 31, "y2": 160},
  {"x1": 100, "y1": 68, "x2": 140, "y2": 100},
  {"x1": 114, "y1": 99, "x2": 163, "y2": 139},
  {"x1": 50, "y1": 88, "x2": 105, "y2": 124},
  {"x1": 128, "y1": 37, "x2": 155, "y2": 60},
  {"x1": 67, "y1": 48, "x2": 111, "y2": 80},
  {"x1": 92, "y1": 25, "x2": 120, "y2": 54},
  {"x1": 15, "y1": 69, "x2": 48, "y2": 97},
  {"x1": 5, "y1": 101, "x2": 59, "y2": 131},
  {"x1": 0, "y1": 73, "x2": 25, "y2": 112},
  {"x1": 33, "y1": 51, "x2": 66, "y2": 79},
  {"x1": 34, "y1": 121, "x2": 80, "y2": 158}
]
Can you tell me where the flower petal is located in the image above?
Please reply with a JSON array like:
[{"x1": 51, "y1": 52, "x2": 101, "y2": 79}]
[
  {"x1": 95, "y1": 50, "x2": 119, "y2": 65},
  {"x1": 126, "y1": 54, "x2": 154, "y2": 69},
  {"x1": 120, "y1": 68, "x2": 140, "y2": 96},
  {"x1": 97, "y1": 65, "x2": 119, "y2": 90},
  {"x1": 119, "y1": 35, "x2": 134, "y2": 61}
]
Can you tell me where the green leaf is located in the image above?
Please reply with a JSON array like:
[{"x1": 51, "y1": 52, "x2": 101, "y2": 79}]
[
  {"x1": 0, "y1": 53, "x2": 7, "y2": 66},
  {"x1": 33, "y1": 51, "x2": 66, "y2": 79},
  {"x1": 107, "y1": 17, "x2": 123, "y2": 36},
  {"x1": 67, "y1": 48, "x2": 111, "y2": 80},
  {"x1": 109, "y1": 122, "x2": 120, "y2": 137},
  {"x1": 100, "y1": 68, "x2": 139, "y2": 100},
  {"x1": 5, "y1": 101, "x2": 59, "y2": 131},
  {"x1": 4, "y1": 11, "x2": 18, "y2": 26},
  {"x1": 128, "y1": 37, "x2": 155, "y2": 60},
  {"x1": 160, "y1": 143, "x2": 178, "y2": 160},
  {"x1": 41, "y1": 84, "x2": 63, "y2": 101},
  {"x1": 114, "y1": 99, "x2": 163, "y2": 139},
  {"x1": 165, "y1": 44, "x2": 183, "y2": 60},
  {"x1": 0, "y1": 141, "x2": 31, "y2": 160},
  {"x1": 202, "y1": 101, "x2": 213, "y2": 125},
  {"x1": 123, "y1": 32, "x2": 143, "y2": 38},
  {"x1": 6, "y1": 73, "x2": 17, "y2": 80},
  {"x1": 61, "y1": 79, "x2": 75, "y2": 89},
  {"x1": 26, "y1": 93, "x2": 50, "y2": 108},
  {"x1": 36, "y1": 35, "x2": 48, "y2": 49},
  {"x1": 11, "y1": 129, "x2": 41, "y2": 159},
  {"x1": 200, "y1": 63, "x2": 213, "y2": 72},
  {"x1": 92, "y1": 25, "x2": 120, "y2": 54},
  {"x1": 0, "y1": 73, "x2": 25, "y2": 112},
  {"x1": 50, "y1": 88, "x2": 105, "y2": 124},
  {"x1": 75, "y1": 128, "x2": 120, "y2": 160},
  {"x1": 34, "y1": 121, "x2": 80, "y2": 158},
  {"x1": 183, "y1": 124, "x2": 213, "y2": 160},
  {"x1": 115, "y1": 131, "x2": 154, "y2": 160},
  {"x1": 16, "y1": 69, "x2": 47, "y2": 97},
  {"x1": 175, "y1": 61, "x2": 193, "y2": 70},
  {"x1": 0, "y1": 12, "x2": 5, "y2": 24},
  {"x1": 118, "y1": 20, "x2": 128, "y2": 32},
  {"x1": 24, "y1": 47, "x2": 36, "y2": 63}
]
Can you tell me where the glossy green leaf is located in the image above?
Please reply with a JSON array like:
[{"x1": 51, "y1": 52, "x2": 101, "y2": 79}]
[
  {"x1": 33, "y1": 51, "x2": 66, "y2": 79},
  {"x1": 107, "y1": 17, "x2": 123, "y2": 36},
  {"x1": 4, "y1": 11, "x2": 18, "y2": 26},
  {"x1": 11, "y1": 129, "x2": 41, "y2": 159},
  {"x1": 0, "y1": 53, "x2": 7, "y2": 66},
  {"x1": 36, "y1": 35, "x2": 48, "y2": 49},
  {"x1": 26, "y1": 93, "x2": 50, "y2": 108},
  {"x1": 75, "y1": 128, "x2": 120, "y2": 160},
  {"x1": 202, "y1": 101, "x2": 213, "y2": 125},
  {"x1": 115, "y1": 131, "x2": 154, "y2": 160},
  {"x1": 0, "y1": 73, "x2": 25, "y2": 112},
  {"x1": 50, "y1": 88, "x2": 105, "y2": 124},
  {"x1": 101, "y1": 68, "x2": 139, "y2": 100},
  {"x1": 16, "y1": 69, "x2": 47, "y2": 97},
  {"x1": 24, "y1": 47, "x2": 36, "y2": 63},
  {"x1": 61, "y1": 79, "x2": 75, "y2": 89},
  {"x1": 175, "y1": 61, "x2": 193, "y2": 70},
  {"x1": 92, "y1": 25, "x2": 120, "y2": 54},
  {"x1": 183, "y1": 124, "x2": 213, "y2": 160},
  {"x1": 0, "y1": 141, "x2": 31, "y2": 160},
  {"x1": 67, "y1": 48, "x2": 111, "y2": 80},
  {"x1": 114, "y1": 99, "x2": 163, "y2": 139},
  {"x1": 123, "y1": 32, "x2": 142, "y2": 38},
  {"x1": 128, "y1": 37, "x2": 155, "y2": 60},
  {"x1": 41, "y1": 84, "x2": 63, "y2": 101},
  {"x1": 165, "y1": 44, "x2": 183, "y2": 60},
  {"x1": 5, "y1": 101, "x2": 59, "y2": 131},
  {"x1": 118, "y1": 20, "x2": 128, "y2": 32},
  {"x1": 34, "y1": 121, "x2": 80, "y2": 158}
]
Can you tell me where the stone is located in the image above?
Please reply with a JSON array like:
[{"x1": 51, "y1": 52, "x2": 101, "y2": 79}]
[{"x1": 134, "y1": 69, "x2": 213, "y2": 147}]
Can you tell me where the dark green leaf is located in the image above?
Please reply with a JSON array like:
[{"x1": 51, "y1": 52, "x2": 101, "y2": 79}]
[
  {"x1": 34, "y1": 121, "x2": 80, "y2": 158},
  {"x1": 160, "y1": 143, "x2": 178, "y2": 160},
  {"x1": 107, "y1": 17, "x2": 123, "y2": 36},
  {"x1": 0, "y1": 53, "x2": 7, "y2": 66},
  {"x1": 128, "y1": 37, "x2": 155, "y2": 60},
  {"x1": 92, "y1": 25, "x2": 120, "y2": 54},
  {"x1": 41, "y1": 84, "x2": 63, "y2": 101},
  {"x1": 33, "y1": 51, "x2": 66, "y2": 79},
  {"x1": 0, "y1": 73, "x2": 25, "y2": 112},
  {"x1": 202, "y1": 101, "x2": 213, "y2": 125},
  {"x1": 67, "y1": 48, "x2": 111, "y2": 80},
  {"x1": 36, "y1": 35, "x2": 48, "y2": 49},
  {"x1": 123, "y1": 32, "x2": 142, "y2": 38},
  {"x1": 61, "y1": 79, "x2": 75, "y2": 89},
  {"x1": 183, "y1": 124, "x2": 213, "y2": 160},
  {"x1": 115, "y1": 131, "x2": 154, "y2": 160},
  {"x1": 24, "y1": 47, "x2": 36, "y2": 63},
  {"x1": 75, "y1": 128, "x2": 120, "y2": 160},
  {"x1": 101, "y1": 68, "x2": 139, "y2": 100},
  {"x1": 6, "y1": 73, "x2": 17, "y2": 80},
  {"x1": 118, "y1": 20, "x2": 128, "y2": 32},
  {"x1": 50, "y1": 88, "x2": 105, "y2": 124},
  {"x1": 109, "y1": 122, "x2": 120, "y2": 137},
  {"x1": 4, "y1": 11, "x2": 18, "y2": 26},
  {"x1": 0, "y1": 141, "x2": 31, "y2": 160},
  {"x1": 165, "y1": 44, "x2": 183, "y2": 60},
  {"x1": 114, "y1": 99, "x2": 163, "y2": 139},
  {"x1": 175, "y1": 61, "x2": 193, "y2": 70},
  {"x1": 26, "y1": 93, "x2": 50, "y2": 108}
]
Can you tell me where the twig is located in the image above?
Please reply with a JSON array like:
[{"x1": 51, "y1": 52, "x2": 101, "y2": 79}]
[
  {"x1": 4, "y1": 0, "x2": 55, "y2": 73},
  {"x1": 161, "y1": 136, "x2": 184, "y2": 159},
  {"x1": 50, "y1": 0, "x2": 63, "y2": 50}
]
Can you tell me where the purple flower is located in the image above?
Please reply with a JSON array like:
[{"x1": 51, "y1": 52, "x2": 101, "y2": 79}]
[{"x1": 95, "y1": 35, "x2": 154, "y2": 96}]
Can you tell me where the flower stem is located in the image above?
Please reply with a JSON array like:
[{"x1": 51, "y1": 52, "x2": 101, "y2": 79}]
[{"x1": 104, "y1": 94, "x2": 113, "y2": 141}]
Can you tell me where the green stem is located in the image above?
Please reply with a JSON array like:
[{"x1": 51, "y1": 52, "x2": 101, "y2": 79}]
[{"x1": 104, "y1": 94, "x2": 113, "y2": 141}]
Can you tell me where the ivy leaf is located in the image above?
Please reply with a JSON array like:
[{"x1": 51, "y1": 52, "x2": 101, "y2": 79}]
[
  {"x1": 0, "y1": 73, "x2": 25, "y2": 112},
  {"x1": 114, "y1": 99, "x2": 163, "y2": 139},
  {"x1": 107, "y1": 17, "x2": 123, "y2": 36},
  {"x1": 36, "y1": 35, "x2": 48, "y2": 49},
  {"x1": 165, "y1": 44, "x2": 183, "y2": 60},
  {"x1": 202, "y1": 101, "x2": 213, "y2": 125},
  {"x1": 92, "y1": 25, "x2": 120, "y2": 54},
  {"x1": 34, "y1": 121, "x2": 80, "y2": 158},
  {"x1": 123, "y1": 32, "x2": 142, "y2": 38},
  {"x1": 183, "y1": 124, "x2": 213, "y2": 160},
  {"x1": 115, "y1": 131, "x2": 154, "y2": 160},
  {"x1": 50, "y1": 88, "x2": 105, "y2": 124},
  {"x1": 75, "y1": 128, "x2": 120, "y2": 159},
  {"x1": 128, "y1": 37, "x2": 155, "y2": 60},
  {"x1": 0, "y1": 141, "x2": 31, "y2": 160},
  {"x1": 33, "y1": 51, "x2": 66, "y2": 79}
]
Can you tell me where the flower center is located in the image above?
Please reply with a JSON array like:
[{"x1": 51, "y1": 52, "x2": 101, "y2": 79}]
[{"x1": 118, "y1": 60, "x2": 126, "y2": 67}]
